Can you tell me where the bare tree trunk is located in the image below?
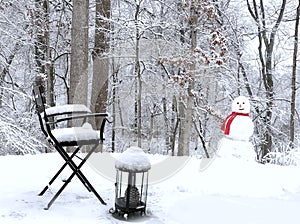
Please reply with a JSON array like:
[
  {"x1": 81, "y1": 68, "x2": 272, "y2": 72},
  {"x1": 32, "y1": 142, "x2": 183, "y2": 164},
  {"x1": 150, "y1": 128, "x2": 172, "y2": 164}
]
[
  {"x1": 89, "y1": 0, "x2": 110, "y2": 153},
  {"x1": 47, "y1": 61, "x2": 55, "y2": 107},
  {"x1": 290, "y1": 0, "x2": 300, "y2": 148},
  {"x1": 134, "y1": 1, "x2": 142, "y2": 147},
  {"x1": 44, "y1": 0, "x2": 55, "y2": 107},
  {"x1": 170, "y1": 95, "x2": 178, "y2": 156},
  {"x1": 69, "y1": 0, "x2": 89, "y2": 106},
  {"x1": 162, "y1": 96, "x2": 170, "y2": 153},
  {"x1": 111, "y1": 68, "x2": 118, "y2": 153},
  {"x1": 193, "y1": 118, "x2": 209, "y2": 158},
  {"x1": 91, "y1": 0, "x2": 110, "y2": 129},
  {"x1": 177, "y1": 92, "x2": 193, "y2": 156},
  {"x1": 177, "y1": 5, "x2": 197, "y2": 156},
  {"x1": 148, "y1": 112, "x2": 154, "y2": 147},
  {"x1": 34, "y1": 0, "x2": 54, "y2": 107},
  {"x1": 34, "y1": 0, "x2": 47, "y2": 76}
]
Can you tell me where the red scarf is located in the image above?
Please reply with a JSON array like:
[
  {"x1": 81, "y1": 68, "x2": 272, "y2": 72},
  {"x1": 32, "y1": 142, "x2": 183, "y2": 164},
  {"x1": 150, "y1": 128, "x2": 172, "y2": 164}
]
[{"x1": 221, "y1": 112, "x2": 249, "y2": 135}]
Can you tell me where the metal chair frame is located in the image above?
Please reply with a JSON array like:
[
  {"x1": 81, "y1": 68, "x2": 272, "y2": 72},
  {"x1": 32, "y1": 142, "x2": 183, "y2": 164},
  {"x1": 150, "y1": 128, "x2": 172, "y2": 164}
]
[{"x1": 33, "y1": 85, "x2": 107, "y2": 209}]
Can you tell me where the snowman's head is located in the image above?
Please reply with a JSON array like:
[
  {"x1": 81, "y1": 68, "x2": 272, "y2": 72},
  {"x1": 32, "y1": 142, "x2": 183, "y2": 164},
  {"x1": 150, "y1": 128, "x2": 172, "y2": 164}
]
[{"x1": 231, "y1": 96, "x2": 251, "y2": 114}]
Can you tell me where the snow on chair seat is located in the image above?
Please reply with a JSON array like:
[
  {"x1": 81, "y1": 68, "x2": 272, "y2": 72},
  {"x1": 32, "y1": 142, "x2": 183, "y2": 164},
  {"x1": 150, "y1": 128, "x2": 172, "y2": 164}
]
[{"x1": 51, "y1": 123, "x2": 101, "y2": 146}]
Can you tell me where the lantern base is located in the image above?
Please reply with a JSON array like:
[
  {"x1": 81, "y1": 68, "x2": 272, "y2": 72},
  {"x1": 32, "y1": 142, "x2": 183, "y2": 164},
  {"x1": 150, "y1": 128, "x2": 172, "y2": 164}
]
[
  {"x1": 116, "y1": 197, "x2": 146, "y2": 213},
  {"x1": 109, "y1": 197, "x2": 146, "y2": 219},
  {"x1": 109, "y1": 207, "x2": 150, "y2": 221}
]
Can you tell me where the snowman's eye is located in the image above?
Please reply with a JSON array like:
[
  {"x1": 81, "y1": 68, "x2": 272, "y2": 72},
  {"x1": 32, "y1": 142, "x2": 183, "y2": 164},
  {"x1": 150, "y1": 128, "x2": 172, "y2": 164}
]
[
  {"x1": 242, "y1": 102, "x2": 245, "y2": 104},
  {"x1": 237, "y1": 102, "x2": 239, "y2": 104}
]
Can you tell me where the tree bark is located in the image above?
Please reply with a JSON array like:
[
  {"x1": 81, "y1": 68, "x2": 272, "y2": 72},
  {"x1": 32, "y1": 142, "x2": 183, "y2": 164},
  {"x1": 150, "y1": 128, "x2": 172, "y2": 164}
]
[
  {"x1": 111, "y1": 68, "x2": 118, "y2": 153},
  {"x1": 34, "y1": 0, "x2": 54, "y2": 107},
  {"x1": 177, "y1": 3, "x2": 198, "y2": 156},
  {"x1": 134, "y1": 1, "x2": 142, "y2": 147},
  {"x1": 91, "y1": 0, "x2": 110, "y2": 129},
  {"x1": 69, "y1": 0, "x2": 89, "y2": 106}
]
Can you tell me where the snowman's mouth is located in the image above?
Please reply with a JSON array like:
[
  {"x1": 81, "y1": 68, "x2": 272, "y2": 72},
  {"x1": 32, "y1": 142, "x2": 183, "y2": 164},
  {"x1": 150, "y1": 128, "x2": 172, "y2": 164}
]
[{"x1": 239, "y1": 108, "x2": 244, "y2": 110}]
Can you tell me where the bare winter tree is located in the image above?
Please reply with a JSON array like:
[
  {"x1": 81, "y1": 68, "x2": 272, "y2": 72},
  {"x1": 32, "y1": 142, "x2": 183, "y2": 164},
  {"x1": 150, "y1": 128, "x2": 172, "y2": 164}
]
[
  {"x1": 160, "y1": 0, "x2": 228, "y2": 156},
  {"x1": 247, "y1": 0, "x2": 287, "y2": 160}
]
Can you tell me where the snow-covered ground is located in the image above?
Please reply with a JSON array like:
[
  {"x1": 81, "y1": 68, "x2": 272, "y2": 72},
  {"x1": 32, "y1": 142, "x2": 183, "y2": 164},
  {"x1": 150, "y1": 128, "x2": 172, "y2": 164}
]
[{"x1": 1, "y1": 152, "x2": 300, "y2": 224}]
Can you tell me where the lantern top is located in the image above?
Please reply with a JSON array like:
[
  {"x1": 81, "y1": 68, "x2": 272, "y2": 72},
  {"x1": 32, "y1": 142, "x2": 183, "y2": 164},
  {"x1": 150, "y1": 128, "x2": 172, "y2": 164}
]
[{"x1": 115, "y1": 146, "x2": 151, "y2": 172}]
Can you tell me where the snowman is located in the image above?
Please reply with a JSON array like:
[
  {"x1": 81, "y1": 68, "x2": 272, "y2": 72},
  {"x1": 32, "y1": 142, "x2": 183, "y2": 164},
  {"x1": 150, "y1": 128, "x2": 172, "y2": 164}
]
[{"x1": 217, "y1": 96, "x2": 256, "y2": 161}]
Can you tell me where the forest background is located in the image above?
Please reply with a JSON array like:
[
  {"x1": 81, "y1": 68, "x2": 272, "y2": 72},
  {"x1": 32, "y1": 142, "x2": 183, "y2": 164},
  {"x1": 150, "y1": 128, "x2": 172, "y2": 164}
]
[{"x1": 0, "y1": 0, "x2": 299, "y2": 165}]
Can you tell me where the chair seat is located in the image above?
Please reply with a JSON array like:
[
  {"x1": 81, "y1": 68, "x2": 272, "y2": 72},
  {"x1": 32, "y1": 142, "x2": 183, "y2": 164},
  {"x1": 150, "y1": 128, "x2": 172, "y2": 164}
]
[{"x1": 51, "y1": 123, "x2": 100, "y2": 146}]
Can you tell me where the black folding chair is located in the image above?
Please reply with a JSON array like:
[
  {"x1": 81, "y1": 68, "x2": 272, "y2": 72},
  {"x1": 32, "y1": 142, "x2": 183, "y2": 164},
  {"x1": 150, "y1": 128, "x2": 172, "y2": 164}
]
[{"x1": 32, "y1": 85, "x2": 107, "y2": 210}]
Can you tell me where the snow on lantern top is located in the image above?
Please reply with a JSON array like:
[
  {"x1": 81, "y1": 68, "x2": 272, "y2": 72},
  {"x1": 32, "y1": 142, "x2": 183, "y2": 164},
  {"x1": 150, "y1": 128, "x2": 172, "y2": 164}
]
[{"x1": 115, "y1": 147, "x2": 151, "y2": 172}]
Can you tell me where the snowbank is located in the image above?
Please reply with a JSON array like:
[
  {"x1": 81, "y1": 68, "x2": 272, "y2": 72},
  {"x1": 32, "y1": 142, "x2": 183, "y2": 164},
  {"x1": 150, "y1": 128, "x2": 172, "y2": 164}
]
[{"x1": 0, "y1": 153, "x2": 300, "y2": 224}]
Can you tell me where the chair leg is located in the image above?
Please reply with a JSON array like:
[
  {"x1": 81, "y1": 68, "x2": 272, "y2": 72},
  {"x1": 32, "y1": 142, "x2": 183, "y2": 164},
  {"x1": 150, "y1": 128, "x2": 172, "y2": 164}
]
[
  {"x1": 44, "y1": 143, "x2": 106, "y2": 209},
  {"x1": 53, "y1": 144, "x2": 94, "y2": 192},
  {"x1": 38, "y1": 146, "x2": 85, "y2": 196}
]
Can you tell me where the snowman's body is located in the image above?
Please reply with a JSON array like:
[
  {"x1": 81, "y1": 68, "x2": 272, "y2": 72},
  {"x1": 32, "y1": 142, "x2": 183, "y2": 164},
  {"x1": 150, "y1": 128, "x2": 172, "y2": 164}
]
[
  {"x1": 226, "y1": 115, "x2": 254, "y2": 141},
  {"x1": 218, "y1": 96, "x2": 256, "y2": 161}
]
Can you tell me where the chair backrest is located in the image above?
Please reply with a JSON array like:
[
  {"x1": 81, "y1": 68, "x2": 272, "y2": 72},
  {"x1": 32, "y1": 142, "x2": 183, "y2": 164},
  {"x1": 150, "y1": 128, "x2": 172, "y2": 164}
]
[
  {"x1": 32, "y1": 85, "x2": 51, "y2": 139},
  {"x1": 33, "y1": 85, "x2": 107, "y2": 145},
  {"x1": 33, "y1": 85, "x2": 46, "y2": 114}
]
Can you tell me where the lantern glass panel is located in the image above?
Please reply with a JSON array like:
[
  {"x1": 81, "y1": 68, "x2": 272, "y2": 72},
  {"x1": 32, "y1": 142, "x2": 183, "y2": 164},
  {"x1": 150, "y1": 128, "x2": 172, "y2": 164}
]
[{"x1": 115, "y1": 169, "x2": 148, "y2": 213}]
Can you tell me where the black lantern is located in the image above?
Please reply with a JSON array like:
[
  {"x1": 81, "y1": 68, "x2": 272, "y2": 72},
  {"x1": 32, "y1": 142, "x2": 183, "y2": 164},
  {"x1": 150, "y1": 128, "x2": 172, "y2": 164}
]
[{"x1": 110, "y1": 147, "x2": 151, "y2": 219}]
